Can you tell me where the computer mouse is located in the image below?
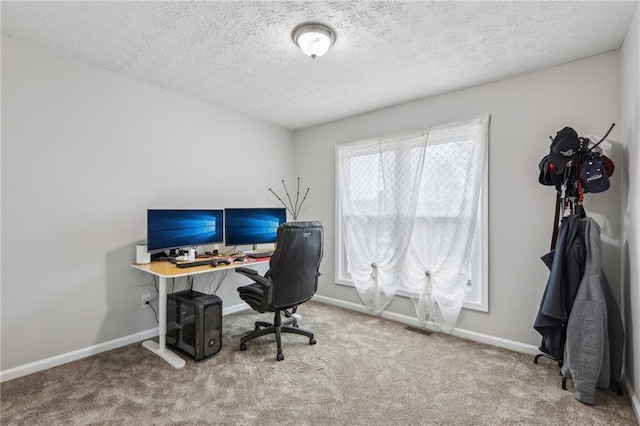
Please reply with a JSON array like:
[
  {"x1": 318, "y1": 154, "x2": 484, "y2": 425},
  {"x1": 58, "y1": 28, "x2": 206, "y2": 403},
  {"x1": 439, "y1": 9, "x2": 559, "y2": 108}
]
[{"x1": 210, "y1": 259, "x2": 219, "y2": 267}]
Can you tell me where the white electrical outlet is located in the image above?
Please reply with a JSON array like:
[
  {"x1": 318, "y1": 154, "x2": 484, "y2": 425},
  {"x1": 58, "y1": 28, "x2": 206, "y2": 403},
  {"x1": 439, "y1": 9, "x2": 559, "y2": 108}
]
[{"x1": 141, "y1": 293, "x2": 152, "y2": 309}]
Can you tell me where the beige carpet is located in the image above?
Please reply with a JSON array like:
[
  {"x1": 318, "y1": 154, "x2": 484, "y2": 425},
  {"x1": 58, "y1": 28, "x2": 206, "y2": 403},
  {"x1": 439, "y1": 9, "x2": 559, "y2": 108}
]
[{"x1": 1, "y1": 301, "x2": 636, "y2": 425}]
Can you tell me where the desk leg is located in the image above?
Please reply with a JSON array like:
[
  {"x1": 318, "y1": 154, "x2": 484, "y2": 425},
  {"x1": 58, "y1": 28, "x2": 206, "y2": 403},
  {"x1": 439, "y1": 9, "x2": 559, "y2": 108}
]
[{"x1": 141, "y1": 276, "x2": 186, "y2": 369}]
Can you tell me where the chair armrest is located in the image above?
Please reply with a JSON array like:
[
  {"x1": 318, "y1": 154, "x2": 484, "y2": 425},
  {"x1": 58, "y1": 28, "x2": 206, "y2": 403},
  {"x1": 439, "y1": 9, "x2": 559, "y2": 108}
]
[
  {"x1": 236, "y1": 267, "x2": 271, "y2": 288},
  {"x1": 235, "y1": 267, "x2": 259, "y2": 276}
]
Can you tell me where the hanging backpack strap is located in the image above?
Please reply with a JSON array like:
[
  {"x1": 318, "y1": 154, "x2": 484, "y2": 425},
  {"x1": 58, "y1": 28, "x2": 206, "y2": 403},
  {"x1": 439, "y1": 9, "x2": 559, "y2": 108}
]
[{"x1": 551, "y1": 192, "x2": 562, "y2": 250}]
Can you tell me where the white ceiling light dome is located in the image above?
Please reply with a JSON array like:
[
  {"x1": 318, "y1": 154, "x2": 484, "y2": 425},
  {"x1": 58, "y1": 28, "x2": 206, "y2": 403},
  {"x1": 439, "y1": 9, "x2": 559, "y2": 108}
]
[{"x1": 293, "y1": 23, "x2": 336, "y2": 59}]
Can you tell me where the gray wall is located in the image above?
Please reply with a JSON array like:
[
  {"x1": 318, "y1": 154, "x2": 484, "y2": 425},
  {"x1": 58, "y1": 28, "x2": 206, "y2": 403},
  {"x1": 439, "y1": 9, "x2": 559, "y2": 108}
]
[
  {"x1": 1, "y1": 36, "x2": 294, "y2": 371},
  {"x1": 293, "y1": 51, "x2": 622, "y2": 348},
  {"x1": 620, "y1": 5, "x2": 640, "y2": 414}
]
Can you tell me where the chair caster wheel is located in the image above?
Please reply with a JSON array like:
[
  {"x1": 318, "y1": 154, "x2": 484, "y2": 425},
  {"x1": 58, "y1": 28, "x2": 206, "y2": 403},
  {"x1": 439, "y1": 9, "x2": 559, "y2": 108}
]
[
  {"x1": 277, "y1": 352, "x2": 284, "y2": 361},
  {"x1": 240, "y1": 343, "x2": 247, "y2": 351},
  {"x1": 310, "y1": 337, "x2": 316, "y2": 345}
]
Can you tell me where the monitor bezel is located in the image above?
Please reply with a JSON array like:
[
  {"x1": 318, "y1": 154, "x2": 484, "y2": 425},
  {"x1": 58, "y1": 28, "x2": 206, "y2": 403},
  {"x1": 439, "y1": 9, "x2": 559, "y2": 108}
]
[
  {"x1": 147, "y1": 209, "x2": 225, "y2": 253},
  {"x1": 224, "y1": 207, "x2": 287, "y2": 247}
]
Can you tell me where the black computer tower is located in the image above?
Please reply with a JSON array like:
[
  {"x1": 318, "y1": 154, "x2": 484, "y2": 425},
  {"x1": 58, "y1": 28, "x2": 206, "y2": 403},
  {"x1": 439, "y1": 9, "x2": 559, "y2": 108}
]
[{"x1": 167, "y1": 290, "x2": 222, "y2": 360}]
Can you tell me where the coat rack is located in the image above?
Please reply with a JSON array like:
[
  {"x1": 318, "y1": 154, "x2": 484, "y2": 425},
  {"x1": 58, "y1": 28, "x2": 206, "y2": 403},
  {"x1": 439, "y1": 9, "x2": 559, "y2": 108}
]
[{"x1": 534, "y1": 124, "x2": 623, "y2": 400}]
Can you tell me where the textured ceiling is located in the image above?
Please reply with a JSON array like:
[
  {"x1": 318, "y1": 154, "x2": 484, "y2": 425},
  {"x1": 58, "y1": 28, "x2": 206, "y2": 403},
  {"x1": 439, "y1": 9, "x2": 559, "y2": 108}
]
[{"x1": 1, "y1": 1, "x2": 637, "y2": 130}]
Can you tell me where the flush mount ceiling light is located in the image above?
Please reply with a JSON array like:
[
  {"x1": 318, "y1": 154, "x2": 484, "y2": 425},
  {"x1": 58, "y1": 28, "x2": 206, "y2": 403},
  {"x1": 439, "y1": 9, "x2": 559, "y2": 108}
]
[{"x1": 293, "y1": 23, "x2": 336, "y2": 59}]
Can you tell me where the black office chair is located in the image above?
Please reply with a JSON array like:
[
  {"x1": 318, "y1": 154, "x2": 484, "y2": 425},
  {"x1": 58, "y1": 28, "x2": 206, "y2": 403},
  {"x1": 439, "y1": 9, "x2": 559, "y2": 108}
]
[{"x1": 236, "y1": 221, "x2": 324, "y2": 361}]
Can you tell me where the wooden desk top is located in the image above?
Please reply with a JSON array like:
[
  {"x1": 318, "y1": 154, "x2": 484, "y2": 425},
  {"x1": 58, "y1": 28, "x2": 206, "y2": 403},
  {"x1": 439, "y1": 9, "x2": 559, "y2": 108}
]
[{"x1": 131, "y1": 257, "x2": 270, "y2": 278}]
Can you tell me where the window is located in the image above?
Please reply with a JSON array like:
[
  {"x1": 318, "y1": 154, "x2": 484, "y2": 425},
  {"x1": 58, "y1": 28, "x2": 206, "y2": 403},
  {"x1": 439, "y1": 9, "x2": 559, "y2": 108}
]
[{"x1": 336, "y1": 116, "x2": 489, "y2": 313}]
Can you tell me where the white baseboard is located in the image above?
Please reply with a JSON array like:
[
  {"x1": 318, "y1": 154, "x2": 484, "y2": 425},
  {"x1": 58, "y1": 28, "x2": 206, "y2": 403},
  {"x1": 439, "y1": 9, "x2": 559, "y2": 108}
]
[
  {"x1": 0, "y1": 328, "x2": 158, "y2": 383},
  {"x1": 624, "y1": 376, "x2": 640, "y2": 422},
  {"x1": 224, "y1": 302, "x2": 250, "y2": 316},
  {"x1": 0, "y1": 302, "x2": 251, "y2": 383},
  {"x1": 313, "y1": 294, "x2": 540, "y2": 356}
]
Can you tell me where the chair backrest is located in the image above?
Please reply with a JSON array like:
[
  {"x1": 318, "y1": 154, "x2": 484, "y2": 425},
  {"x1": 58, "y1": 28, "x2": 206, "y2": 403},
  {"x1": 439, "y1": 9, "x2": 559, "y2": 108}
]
[{"x1": 266, "y1": 221, "x2": 324, "y2": 309}]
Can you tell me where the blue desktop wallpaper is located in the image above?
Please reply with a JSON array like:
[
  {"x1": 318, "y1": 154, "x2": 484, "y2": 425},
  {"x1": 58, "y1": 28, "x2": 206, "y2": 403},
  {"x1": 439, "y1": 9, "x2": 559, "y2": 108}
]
[
  {"x1": 147, "y1": 209, "x2": 224, "y2": 251},
  {"x1": 225, "y1": 208, "x2": 286, "y2": 246}
]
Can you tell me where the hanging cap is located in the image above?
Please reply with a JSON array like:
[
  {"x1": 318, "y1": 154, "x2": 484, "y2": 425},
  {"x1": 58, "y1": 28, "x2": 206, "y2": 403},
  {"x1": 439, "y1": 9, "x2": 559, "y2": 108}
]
[
  {"x1": 601, "y1": 154, "x2": 615, "y2": 177},
  {"x1": 579, "y1": 152, "x2": 610, "y2": 193},
  {"x1": 549, "y1": 127, "x2": 581, "y2": 172},
  {"x1": 538, "y1": 154, "x2": 569, "y2": 191},
  {"x1": 538, "y1": 155, "x2": 554, "y2": 186}
]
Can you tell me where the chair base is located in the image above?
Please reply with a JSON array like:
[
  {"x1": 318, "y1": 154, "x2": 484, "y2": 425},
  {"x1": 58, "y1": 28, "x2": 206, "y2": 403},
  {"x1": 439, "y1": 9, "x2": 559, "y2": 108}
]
[{"x1": 239, "y1": 310, "x2": 316, "y2": 361}]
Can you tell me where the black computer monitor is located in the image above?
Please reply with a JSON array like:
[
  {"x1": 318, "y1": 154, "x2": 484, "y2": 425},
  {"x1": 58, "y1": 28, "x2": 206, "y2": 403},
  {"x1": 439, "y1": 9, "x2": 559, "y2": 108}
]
[
  {"x1": 147, "y1": 209, "x2": 224, "y2": 252},
  {"x1": 224, "y1": 208, "x2": 287, "y2": 247}
]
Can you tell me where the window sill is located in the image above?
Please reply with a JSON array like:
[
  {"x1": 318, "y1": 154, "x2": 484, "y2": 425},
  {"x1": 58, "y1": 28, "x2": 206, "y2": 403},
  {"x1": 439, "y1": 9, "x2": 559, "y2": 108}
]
[{"x1": 335, "y1": 279, "x2": 488, "y2": 313}]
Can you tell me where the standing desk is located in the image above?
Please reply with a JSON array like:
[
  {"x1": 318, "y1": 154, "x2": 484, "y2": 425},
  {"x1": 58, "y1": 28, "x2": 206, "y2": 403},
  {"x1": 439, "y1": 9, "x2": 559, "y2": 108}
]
[{"x1": 131, "y1": 258, "x2": 270, "y2": 368}]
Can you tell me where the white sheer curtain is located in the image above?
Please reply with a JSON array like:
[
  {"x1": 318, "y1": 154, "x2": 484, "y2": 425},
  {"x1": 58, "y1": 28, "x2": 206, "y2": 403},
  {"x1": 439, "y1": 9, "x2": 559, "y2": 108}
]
[
  {"x1": 337, "y1": 132, "x2": 427, "y2": 313},
  {"x1": 403, "y1": 114, "x2": 489, "y2": 329}
]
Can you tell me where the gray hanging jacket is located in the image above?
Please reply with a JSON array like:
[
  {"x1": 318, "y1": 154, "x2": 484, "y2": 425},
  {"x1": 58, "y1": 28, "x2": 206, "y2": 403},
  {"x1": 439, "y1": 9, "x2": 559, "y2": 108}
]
[{"x1": 561, "y1": 218, "x2": 624, "y2": 405}]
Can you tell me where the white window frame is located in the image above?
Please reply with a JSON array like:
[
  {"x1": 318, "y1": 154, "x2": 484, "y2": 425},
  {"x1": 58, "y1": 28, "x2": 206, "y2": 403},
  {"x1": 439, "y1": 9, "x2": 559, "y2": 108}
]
[{"x1": 335, "y1": 129, "x2": 489, "y2": 313}]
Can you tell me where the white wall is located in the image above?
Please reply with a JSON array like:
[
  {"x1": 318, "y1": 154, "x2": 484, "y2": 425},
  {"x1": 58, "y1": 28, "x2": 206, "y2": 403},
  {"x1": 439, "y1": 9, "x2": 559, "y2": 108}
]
[
  {"x1": 620, "y1": 4, "x2": 640, "y2": 415},
  {"x1": 294, "y1": 52, "x2": 622, "y2": 347},
  {"x1": 1, "y1": 36, "x2": 294, "y2": 371}
]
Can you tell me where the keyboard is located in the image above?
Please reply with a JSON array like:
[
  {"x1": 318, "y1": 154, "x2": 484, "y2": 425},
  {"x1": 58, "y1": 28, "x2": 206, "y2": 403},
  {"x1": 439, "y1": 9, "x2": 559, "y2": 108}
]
[
  {"x1": 247, "y1": 251, "x2": 273, "y2": 259},
  {"x1": 175, "y1": 259, "x2": 215, "y2": 268}
]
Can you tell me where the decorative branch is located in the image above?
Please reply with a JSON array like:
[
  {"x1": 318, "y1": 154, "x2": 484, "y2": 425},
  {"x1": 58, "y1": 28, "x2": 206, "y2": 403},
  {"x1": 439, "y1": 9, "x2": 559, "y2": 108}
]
[
  {"x1": 269, "y1": 178, "x2": 310, "y2": 220},
  {"x1": 282, "y1": 180, "x2": 295, "y2": 215},
  {"x1": 298, "y1": 188, "x2": 310, "y2": 215},
  {"x1": 294, "y1": 177, "x2": 300, "y2": 214}
]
